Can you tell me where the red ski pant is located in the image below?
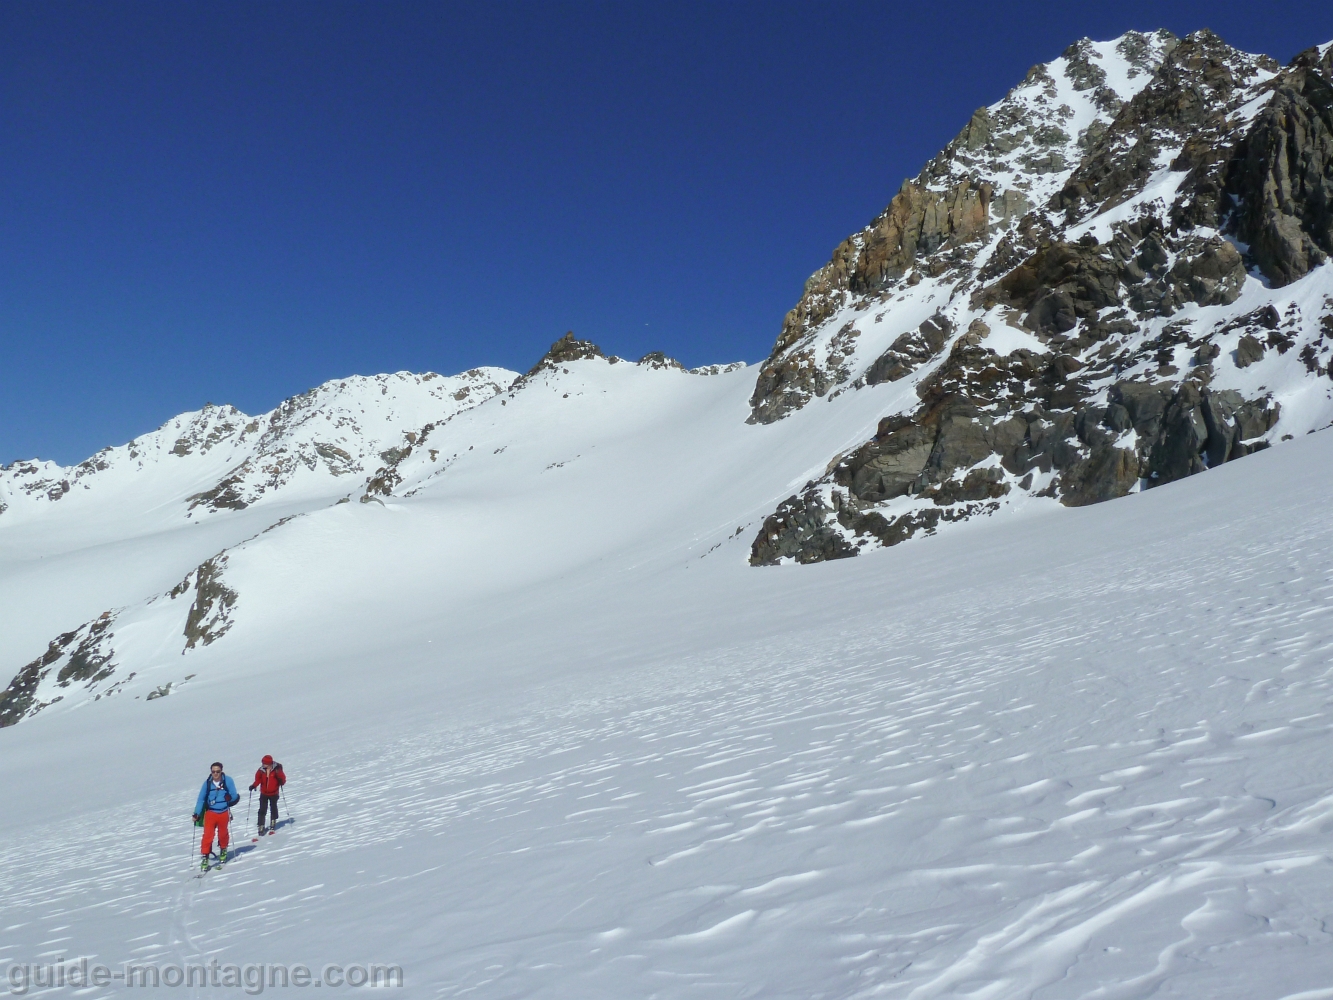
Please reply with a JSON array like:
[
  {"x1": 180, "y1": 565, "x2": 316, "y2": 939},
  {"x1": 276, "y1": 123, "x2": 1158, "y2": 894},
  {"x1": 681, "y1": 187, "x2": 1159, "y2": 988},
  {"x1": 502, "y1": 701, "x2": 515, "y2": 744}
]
[{"x1": 200, "y1": 810, "x2": 231, "y2": 855}]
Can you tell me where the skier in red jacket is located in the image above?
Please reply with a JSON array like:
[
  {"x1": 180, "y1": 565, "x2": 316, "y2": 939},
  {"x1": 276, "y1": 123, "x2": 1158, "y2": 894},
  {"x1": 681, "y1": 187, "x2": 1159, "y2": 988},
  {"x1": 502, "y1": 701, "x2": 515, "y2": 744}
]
[{"x1": 248, "y1": 755, "x2": 286, "y2": 836}]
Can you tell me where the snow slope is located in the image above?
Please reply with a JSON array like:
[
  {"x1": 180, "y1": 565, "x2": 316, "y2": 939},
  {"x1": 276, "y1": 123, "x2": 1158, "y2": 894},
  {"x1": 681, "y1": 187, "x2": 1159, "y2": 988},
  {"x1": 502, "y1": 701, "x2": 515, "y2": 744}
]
[
  {"x1": 0, "y1": 368, "x2": 514, "y2": 674},
  {"x1": 1, "y1": 351, "x2": 1332, "y2": 995}
]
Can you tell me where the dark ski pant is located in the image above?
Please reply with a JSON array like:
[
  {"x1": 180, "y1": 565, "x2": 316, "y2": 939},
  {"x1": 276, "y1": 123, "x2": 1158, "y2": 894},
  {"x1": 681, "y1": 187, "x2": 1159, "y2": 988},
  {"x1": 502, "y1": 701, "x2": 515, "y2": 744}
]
[{"x1": 258, "y1": 794, "x2": 279, "y2": 830}]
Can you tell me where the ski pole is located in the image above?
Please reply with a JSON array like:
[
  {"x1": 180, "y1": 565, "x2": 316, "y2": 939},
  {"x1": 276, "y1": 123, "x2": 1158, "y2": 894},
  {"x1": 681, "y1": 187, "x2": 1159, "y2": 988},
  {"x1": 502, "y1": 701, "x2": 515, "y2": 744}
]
[
  {"x1": 248, "y1": 788, "x2": 254, "y2": 832},
  {"x1": 280, "y1": 785, "x2": 291, "y2": 825}
]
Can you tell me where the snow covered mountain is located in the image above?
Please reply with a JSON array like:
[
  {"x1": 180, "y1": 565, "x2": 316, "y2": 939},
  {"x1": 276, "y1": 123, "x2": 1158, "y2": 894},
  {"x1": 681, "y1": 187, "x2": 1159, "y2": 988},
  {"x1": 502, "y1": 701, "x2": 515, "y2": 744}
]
[
  {"x1": 0, "y1": 367, "x2": 515, "y2": 524},
  {"x1": 747, "y1": 30, "x2": 1333, "y2": 563},
  {"x1": 2, "y1": 28, "x2": 1333, "y2": 1000}
]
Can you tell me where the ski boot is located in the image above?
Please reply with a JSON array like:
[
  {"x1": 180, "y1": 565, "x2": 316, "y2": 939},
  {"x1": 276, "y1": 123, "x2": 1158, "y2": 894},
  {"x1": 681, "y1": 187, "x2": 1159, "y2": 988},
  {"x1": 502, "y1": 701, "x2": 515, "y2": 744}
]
[
  {"x1": 200, "y1": 855, "x2": 210, "y2": 873},
  {"x1": 268, "y1": 822, "x2": 276, "y2": 836},
  {"x1": 218, "y1": 848, "x2": 228, "y2": 865}
]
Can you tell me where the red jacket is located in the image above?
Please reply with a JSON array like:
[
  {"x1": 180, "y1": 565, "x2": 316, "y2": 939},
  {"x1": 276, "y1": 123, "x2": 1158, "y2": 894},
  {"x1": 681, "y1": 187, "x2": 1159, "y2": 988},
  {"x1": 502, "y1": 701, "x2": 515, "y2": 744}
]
[{"x1": 250, "y1": 765, "x2": 285, "y2": 796}]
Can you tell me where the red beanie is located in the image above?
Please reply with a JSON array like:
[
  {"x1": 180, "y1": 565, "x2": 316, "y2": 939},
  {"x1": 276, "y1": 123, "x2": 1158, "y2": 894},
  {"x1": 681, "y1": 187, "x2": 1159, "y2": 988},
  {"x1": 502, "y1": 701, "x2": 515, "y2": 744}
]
[{"x1": 262, "y1": 754, "x2": 274, "y2": 765}]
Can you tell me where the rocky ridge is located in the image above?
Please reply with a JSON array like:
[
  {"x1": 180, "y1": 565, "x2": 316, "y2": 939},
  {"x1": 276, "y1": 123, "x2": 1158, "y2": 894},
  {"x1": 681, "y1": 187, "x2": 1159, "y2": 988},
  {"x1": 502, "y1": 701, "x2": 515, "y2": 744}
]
[
  {"x1": 0, "y1": 369, "x2": 516, "y2": 521},
  {"x1": 748, "y1": 30, "x2": 1333, "y2": 565},
  {"x1": 366, "y1": 336, "x2": 745, "y2": 502}
]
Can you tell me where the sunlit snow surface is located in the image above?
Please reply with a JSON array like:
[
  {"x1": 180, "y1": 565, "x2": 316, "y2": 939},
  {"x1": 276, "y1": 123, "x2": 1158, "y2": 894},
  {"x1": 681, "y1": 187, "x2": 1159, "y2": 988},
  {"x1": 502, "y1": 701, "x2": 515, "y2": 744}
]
[{"x1": 1, "y1": 363, "x2": 1332, "y2": 995}]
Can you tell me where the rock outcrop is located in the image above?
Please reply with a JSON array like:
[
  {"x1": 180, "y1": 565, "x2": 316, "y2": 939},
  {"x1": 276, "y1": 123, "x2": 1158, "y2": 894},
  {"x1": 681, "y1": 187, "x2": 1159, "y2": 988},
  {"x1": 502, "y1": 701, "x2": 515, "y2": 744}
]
[
  {"x1": 0, "y1": 613, "x2": 117, "y2": 727},
  {"x1": 1230, "y1": 47, "x2": 1333, "y2": 284},
  {"x1": 0, "y1": 548, "x2": 248, "y2": 727},
  {"x1": 749, "y1": 30, "x2": 1333, "y2": 565}
]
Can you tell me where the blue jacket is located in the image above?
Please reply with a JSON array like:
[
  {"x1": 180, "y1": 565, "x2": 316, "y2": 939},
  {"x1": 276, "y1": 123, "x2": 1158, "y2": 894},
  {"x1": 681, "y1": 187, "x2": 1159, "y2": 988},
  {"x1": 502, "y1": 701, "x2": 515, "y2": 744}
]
[{"x1": 195, "y1": 774, "x2": 240, "y2": 815}]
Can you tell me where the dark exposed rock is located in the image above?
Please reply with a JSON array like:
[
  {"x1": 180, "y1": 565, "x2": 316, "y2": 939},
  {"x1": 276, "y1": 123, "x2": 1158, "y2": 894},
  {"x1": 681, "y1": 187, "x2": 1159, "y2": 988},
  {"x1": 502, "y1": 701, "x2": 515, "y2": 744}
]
[
  {"x1": 1230, "y1": 55, "x2": 1333, "y2": 285},
  {"x1": 529, "y1": 332, "x2": 604, "y2": 372},
  {"x1": 1147, "y1": 383, "x2": 1205, "y2": 482},
  {"x1": 748, "y1": 484, "x2": 1004, "y2": 566},
  {"x1": 56, "y1": 613, "x2": 117, "y2": 686},
  {"x1": 842, "y1": 416, "x2": 936, "y2": 501},
  {"x1": 925, "y1": 467, "x2": 1010, "y2": 505},
  {"x1": 747, "y1": 350, "x2": 838, "y2": 425},
  {"x1": 1109, "y1": 381, "x2": 1172, "y2": 440},
  {"x1": 637, "y1": 351, "x2": 685, "y2": 371},
  {"x1": 1063, "y1": 39, "x2": 1110, "y2": 94},
  {"x1": 0, "y1": 548, "x2": 257, "y2": 725},
  {"x1": 363, "y1": 466, "x2": 402, "y2": 499},
  {"x1": 983, "y1": 230, "x2": 1245, "y2": 331},
  {"x1": 0, "y1": 636, "x2": 70, "y2": 726},
  {"x1": 188, "y1": 473, "x2": 250, "y2": 511},
  {"x1": 508, "y1": 332, "x2": 608, "y2": 395},
  {"x1": 750, "y1": 173, "x2": 995, "y2": 422},
  {"x1": 864, "y1": 314, "x2": 954, "y2": 385},
  {"x1": 184, "y1": 557, "x2": 238, "y2": 650},
  {"x1": 1235, "y1": 397, "x2": 1281, "y2": 440},
  {"x1": 1057, "y1": 445, "x2": 1139, "y2": 506},
  {"x1": 769, "y1": 179, "x2": 993, "y2": 358},
  {"x1": 754, "y1": 352, "x2": 1284, "y2": 560},
  {"x1": 0, "y1": 613, "x2": 117, "y2": 728},
  {"x1": 315, "y1": 443, "x2": 356, "y2": 471},
  {"x1": 993, "y1": 240, "x2": 1122, "y2": 332},
  {"x1": 1129, "y1": 237, "x2": 1246, "y2": 315},
  {"x1": 1235, "y1": 334, "x2": 1265, "y2": 368},
  {"x1": 748, "y1": 492, "x2": 858, "y2": 565}
]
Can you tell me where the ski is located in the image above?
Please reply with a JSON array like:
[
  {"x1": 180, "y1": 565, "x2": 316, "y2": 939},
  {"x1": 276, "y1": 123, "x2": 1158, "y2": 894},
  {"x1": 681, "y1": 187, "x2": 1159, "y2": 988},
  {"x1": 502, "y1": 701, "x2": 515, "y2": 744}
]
[{"x1": 193, "y1": 852, "x2": 230, "y2": 876}]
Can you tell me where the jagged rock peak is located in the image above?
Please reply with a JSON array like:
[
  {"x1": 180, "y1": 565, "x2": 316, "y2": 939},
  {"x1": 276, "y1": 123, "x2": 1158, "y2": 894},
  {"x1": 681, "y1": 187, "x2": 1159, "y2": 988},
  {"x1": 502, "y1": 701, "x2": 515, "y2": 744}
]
[
  {"x1": 744, "y1": 27, "x2": 1333, "y2": 565},
  {"x1": 636, "y1": 351, "x2": 685, "y2": 371},
  {"x1": 749, "y1": 29, "x2": 1187, "y2": 425},
  {"x1": 527, "y1": 332, "x2": 606, "y2": 375}
]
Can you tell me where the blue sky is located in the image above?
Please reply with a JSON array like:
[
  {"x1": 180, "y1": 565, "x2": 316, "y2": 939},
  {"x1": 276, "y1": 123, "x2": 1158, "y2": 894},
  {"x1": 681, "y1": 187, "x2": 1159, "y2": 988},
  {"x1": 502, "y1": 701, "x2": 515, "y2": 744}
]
[{"x1": 2, "y1": 1, "x2": 1328, "y2": 465}]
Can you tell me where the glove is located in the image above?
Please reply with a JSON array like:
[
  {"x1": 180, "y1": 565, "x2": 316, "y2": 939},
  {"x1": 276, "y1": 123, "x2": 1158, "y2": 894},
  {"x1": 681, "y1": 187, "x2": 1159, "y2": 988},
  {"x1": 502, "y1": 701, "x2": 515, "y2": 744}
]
[
  {"x1": 191, "y1": 814, "x2": 200, "y2": 824},
  {"x1": 248, "y1": 784, "x2": 256, "y2": 791}
]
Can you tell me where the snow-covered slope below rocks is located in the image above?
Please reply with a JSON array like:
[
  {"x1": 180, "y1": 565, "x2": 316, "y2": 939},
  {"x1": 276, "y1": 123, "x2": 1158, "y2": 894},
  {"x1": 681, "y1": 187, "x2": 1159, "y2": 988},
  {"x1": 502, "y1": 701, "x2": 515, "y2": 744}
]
[
  {"x1": 0, "y1": 355, "x2": 888, "y2": 725},
  {"x1": 1, "y1": 409, "x2": 1332, "y2": 999},
  {"x1": 0, "y1": 368, "x2": 515, "y2": 676}
]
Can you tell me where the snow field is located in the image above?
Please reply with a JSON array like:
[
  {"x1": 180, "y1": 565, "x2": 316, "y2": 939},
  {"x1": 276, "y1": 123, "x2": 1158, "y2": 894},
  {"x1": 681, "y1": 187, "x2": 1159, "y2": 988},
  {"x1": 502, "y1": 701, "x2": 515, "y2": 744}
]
[{"x1": 1, "y1": 425, "x2": 1331, "y2": 997}]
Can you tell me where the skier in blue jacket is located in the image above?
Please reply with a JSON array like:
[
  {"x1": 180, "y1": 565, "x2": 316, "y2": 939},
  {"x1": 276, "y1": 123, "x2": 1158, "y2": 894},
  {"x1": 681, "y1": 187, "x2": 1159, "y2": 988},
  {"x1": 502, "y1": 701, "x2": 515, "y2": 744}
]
[{"x1": 192, "y1": 762, "x2": 239, "y2": 870}]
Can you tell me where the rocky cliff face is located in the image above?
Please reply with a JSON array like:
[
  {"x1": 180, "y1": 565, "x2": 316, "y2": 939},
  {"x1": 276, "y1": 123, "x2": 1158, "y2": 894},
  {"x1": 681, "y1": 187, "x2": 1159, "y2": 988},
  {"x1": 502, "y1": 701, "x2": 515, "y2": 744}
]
[{"x1": 749, "y1": 31, "x2": 1333, "y2": 565}]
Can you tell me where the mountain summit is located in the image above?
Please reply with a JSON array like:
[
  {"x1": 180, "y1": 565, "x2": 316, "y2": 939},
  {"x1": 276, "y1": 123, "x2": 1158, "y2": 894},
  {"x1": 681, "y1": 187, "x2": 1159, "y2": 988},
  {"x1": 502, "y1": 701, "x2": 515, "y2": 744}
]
[{"x1": 746, "y1": 29, "x2": 1333, "y2": 562}]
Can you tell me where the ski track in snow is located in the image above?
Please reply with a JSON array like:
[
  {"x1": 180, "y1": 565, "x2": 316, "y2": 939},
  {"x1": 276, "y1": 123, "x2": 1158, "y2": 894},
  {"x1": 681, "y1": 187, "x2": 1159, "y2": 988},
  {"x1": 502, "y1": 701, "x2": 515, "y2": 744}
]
[{"x1": 2, "y1": 446, "x2": 1333, "y2": 998}]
